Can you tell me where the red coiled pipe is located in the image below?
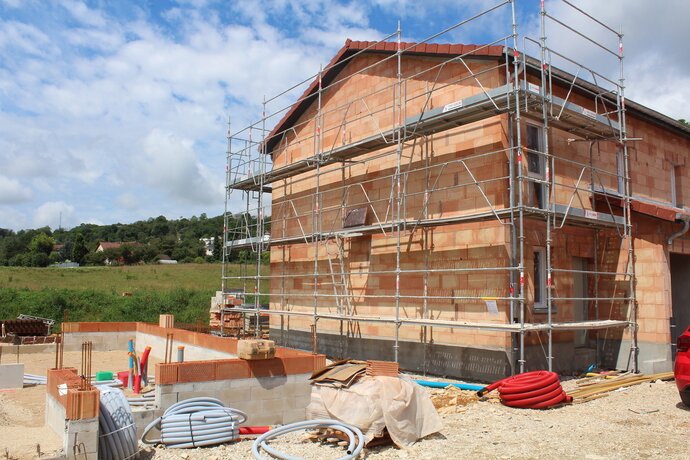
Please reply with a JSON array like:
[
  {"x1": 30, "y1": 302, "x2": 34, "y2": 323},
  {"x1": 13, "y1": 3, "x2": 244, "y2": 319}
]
[{"x1": 476, "y1": 371, "x2": 572, "y2": 409}]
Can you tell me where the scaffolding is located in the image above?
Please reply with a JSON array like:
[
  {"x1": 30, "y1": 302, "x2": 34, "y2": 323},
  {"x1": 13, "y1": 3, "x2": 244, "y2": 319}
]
[{"x1": 221, "y1": 0, "x2": 637, "y2": 375}]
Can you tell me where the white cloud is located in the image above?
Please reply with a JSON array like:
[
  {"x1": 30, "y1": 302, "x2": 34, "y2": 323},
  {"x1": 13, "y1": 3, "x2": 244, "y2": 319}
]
[
  {"x1": 525, "y1": 0, "x2": 690, "y2": 119},
  {"x1": 60, "y1": 0, "x2": 108, "y2": 28},
  {"x1": 0, "y1": 206, "x2": 28, "y2": 230},
  {"x1": 137, "y1": 129, "x2": 223, "y2": 205},
  {"x1": 116, "y1": 192, "x2": 139, "y2": 210},
  {"x1": 0, "y1": 20, "x2": 57, "y2": 57},
  {"x1": 0, "y1": 176, "x2": 32, "y2": 204},
  {"x1": 0, "y1": 0, "x2": 687, "y2": 232},
  {"x1": 33, "y1": 201, "x2": 75, "y2": 228}
]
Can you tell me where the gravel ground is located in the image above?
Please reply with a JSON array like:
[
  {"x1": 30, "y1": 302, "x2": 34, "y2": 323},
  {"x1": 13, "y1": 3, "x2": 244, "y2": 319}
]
[{"x1": 147, "y1": 379, "x2": 690, "y2": 460}]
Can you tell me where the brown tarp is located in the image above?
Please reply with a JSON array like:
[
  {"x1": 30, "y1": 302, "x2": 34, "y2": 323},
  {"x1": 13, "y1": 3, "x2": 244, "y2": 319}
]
[{"x1": 307, "y1": 375, "x2": 443, "y2": 447}]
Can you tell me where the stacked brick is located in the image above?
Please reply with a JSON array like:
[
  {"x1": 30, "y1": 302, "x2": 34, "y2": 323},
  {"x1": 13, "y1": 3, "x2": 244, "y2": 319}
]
[
  {"x1": 365, "y1": 360, "x2": 399, "y2": 377},
  {"x1": 209, "y1": 290, "x2": 244, "y2": 334}
]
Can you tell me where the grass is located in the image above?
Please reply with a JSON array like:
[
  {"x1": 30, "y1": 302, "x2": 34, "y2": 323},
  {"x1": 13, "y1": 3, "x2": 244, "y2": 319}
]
[
  {"x1": 0, "y1": 264, "x2": 269, "y2": 326},
  {"x1": 0, "y1": 264, "x2": 262, "y2": 292}
]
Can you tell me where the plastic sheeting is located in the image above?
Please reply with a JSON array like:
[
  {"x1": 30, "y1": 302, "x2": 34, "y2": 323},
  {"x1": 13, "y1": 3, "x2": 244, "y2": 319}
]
[{"x1": 307, "y1": 375, "x2": 443, "y2": 447}]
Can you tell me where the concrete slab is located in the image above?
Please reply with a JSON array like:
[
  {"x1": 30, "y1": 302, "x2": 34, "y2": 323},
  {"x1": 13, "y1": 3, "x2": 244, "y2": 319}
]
[{"x1": 0, "y1": 363, "x2": 24, "y2": 389}]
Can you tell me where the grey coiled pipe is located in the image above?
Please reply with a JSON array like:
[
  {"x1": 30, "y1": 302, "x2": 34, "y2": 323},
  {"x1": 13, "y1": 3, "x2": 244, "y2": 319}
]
[
  {"x1": 252, "y1": 419, "x2": 366, "y2": 460},
  {"x1": 141, "y1": 397, "x2": 247, "y2": 449},
  {"x1": 98, "y1": 387, "x2": 138, "y2": 460}
]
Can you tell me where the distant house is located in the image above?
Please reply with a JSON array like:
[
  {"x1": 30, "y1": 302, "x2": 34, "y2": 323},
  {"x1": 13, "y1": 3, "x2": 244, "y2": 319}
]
[
  {"x1": 96, "y1": 241, "x2": 142, "y2": 265},
  {"x1": 199, "y1": 237, "x2": 215, "y2": 256},
  {"x1": 96, "y1": 241, "x2": 141, "y2": 252}
]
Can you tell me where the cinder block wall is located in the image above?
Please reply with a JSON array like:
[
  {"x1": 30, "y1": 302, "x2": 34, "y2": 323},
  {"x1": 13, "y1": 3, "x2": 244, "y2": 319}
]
[{"x1": 155, "y1": 352, "x2": 326, "y2": 425}]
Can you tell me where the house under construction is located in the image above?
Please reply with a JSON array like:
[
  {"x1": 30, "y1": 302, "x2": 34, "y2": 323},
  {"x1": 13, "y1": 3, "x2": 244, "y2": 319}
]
[{"x1": 220, "y1": 1, "x2": 690, "y2": 381}]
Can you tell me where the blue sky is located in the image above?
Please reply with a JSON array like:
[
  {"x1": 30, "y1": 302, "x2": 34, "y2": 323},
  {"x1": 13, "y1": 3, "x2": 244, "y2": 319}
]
[{"x1": 1, "y1": 0, "x2": 688, "y2": 231}]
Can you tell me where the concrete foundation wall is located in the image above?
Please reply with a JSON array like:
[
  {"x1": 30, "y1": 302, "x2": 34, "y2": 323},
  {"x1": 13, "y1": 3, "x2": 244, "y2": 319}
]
[
  {"x1": 135, "y1": 331, "x2": 235, "y2": 361},
  {"x1": 156, "y1": 373, "x2": 312, "y2": 426},
  {"x1": 65, "y1": 417, "x2": 99, "y2": 460},
  {"x1": 45, "y1": 393, "x2": 99, "y2": 460},
  {"x1": 601, "y1": 338, "x2": 673, "y2": 374},
  {"x1": 1, "y1": 343, "x2": 59, "y2": 354},
  {"x1": 273, "y1": 328, "x2": 512, "y2": 382},
  {"x1": 61, "y1": 325, "x2": 237, "y2": 360},
  {"x1": 62, "y1": 331, "x2": 133, "y2": 351},
  {"x1": 45, "y1": 393, "x2": 67, "y2": 440},
  {"x1": 132, "y1": 408, "x2": 163, "y2": 440}
]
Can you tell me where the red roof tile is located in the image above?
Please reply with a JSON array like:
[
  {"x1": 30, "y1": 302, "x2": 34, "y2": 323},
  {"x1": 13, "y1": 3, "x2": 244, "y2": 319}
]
[
  {"x1": 264, "y1": 39, "x2": 505, "y2": 154},
  {"x1": 97, "y1": 241, "x2": 142, "y2": 250}
]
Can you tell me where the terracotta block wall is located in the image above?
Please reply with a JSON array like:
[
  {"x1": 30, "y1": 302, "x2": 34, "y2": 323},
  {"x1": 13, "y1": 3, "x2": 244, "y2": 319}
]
[
  {"x1": 46, "y1": 368, "x2": 99, "y2": 420},
  {"x1": 271, "y1": 54, "x2": 504, "y2": 174},
  {"x1": 270, "y1": 221, "x2": 513, "y2": 349},
  {"x1": 634, "y1": 217, "x2": 690, "y2": 346},
  {"x1": 520, "y1": 221, "x2": 631, "y2": 347},
  {"x1": 155, "y1": 353, "x2": 326, "y2": 385},
  {"x1": 627, "y1": 116, "x2": 690, "y2": 204},
  {"x1": 266, "y1": 49, "x2": 690, "y2": 374}
]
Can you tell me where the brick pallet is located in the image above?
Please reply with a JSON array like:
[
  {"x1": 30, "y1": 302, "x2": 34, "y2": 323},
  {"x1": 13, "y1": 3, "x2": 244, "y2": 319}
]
[{"x1": 366, "y1": 360, "x2": 399, "y2": 377}]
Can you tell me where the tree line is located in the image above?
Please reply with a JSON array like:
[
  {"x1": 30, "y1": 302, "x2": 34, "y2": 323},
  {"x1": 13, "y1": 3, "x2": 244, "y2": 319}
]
[{"x1": 0, "y1": 213, "x2": 266, "y2": 267}]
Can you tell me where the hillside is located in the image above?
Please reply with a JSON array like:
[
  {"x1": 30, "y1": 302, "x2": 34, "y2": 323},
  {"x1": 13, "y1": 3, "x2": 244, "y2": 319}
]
[{"x1": 0, "y1": 213, "x2": 262, "y2": 267}]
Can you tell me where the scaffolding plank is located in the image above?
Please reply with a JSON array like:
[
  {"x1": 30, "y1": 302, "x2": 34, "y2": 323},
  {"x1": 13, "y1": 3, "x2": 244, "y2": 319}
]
[
  {"x1": 543, "y1": 320, "x2": 630, "y2": 331},
  {"x1": 222, "y1": 308, "x2": 631, "y2": 333},
  {"x1": 229, "y1": 84, "x2": 620, "y2": 193},
  {"x1": 225, "y1": 204, "x2": 623, "y2": 250}
]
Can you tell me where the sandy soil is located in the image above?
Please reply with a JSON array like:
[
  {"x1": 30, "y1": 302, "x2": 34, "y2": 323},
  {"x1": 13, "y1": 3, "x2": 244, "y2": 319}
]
[
  {"x1": 149, "y1": 379, "x2": 690, "y2": 460},
  {"x1": 0, "y1": 348, "x2": 160, "y2": 460}
]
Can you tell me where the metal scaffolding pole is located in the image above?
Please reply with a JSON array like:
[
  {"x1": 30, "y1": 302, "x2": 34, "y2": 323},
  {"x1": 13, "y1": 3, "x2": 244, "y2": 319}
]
[{"x1": 393, "y1": 22, "x2": 403, "y2": 363}]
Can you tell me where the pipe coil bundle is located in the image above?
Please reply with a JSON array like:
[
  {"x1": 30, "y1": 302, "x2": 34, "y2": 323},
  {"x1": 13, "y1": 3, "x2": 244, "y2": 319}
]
[
  {"x1": 99, "y1": 387, "x2": 139, "y2": 460},
  {"x1": 252, "y1": 419, "x2": 365, "y2": 460},
  {"x1": 477, "y1": 371, "x2": 572, "y2": 409},
  {"x1": 141, "y1": 397, "x2": 247, "y2": 449}
]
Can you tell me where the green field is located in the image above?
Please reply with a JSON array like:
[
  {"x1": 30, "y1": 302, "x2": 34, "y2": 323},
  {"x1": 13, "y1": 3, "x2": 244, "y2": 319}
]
[{"x1": 0, "y1": 264, "x2": 267, "y2": 327}]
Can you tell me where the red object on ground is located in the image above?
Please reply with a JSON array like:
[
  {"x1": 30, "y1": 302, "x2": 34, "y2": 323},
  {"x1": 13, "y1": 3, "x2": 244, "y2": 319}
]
[
  {"x1": 477, "y1": 370, "x2": 571, "y2": 409},
  {"x1": 140, "y1": 346, "x2": 152, "y2": 384},
  {"x1": 133, "y1": 375, "x2": 141, "y2": 394},
  {"x1": 239, "y1": 426, "x2": 271, "y2": 435},
  {"x1": 674, "y1": 325, "x2": 690, "y2": 406},
  {"x1": 117, "y1": 370, "x2": 129, "y2": 387}
]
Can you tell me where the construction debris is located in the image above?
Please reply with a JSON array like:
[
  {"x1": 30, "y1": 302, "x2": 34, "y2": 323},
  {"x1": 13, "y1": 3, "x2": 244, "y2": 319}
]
[
  {"x1": 310, "y1": 360, "x2": 367, "y2": 388},
  {"x1": 567, "y1": 372, "x2": 674, "y2": 403},
  {"x1": 429, "y1": 385, "x2": 480, "y2": 414}
]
